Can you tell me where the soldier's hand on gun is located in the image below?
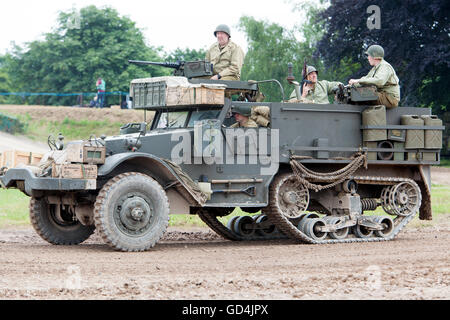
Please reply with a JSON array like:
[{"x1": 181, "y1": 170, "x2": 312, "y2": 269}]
[
  {"x1": 348, "y1": 79, "x2": 359, "y2": 85},
  {"x1": 302, "y1": 82, "x2": 312, "y2": 97}
]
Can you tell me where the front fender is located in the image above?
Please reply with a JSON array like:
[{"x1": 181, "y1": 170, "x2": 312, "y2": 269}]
[{"x1": 98, "y1": 152, "x2": 207, "y2": 206}]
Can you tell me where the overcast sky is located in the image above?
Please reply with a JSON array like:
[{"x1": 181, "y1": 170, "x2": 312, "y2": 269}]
[{"x1": 0, "y1": 0, "x2": 310, "y2": 55}]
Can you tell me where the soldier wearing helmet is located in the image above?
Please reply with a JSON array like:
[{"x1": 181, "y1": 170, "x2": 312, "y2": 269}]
[
  {"x1": 230, "y1": 105, "x2": 258, "y2": 128},
  {"x1": 289, "y1": 65, "x2": 343, "y2": 104},
  {"x1": 348, "y1": 44, "x2": 400, "y2": 108},
  {"x1": 206, "y1": 24, "x2": 245, "y2": 81}
]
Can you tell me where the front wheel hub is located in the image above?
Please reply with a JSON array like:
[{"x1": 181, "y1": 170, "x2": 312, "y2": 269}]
[{"x1": 119, "y1": 196, "x2": 152, "y2": 231}]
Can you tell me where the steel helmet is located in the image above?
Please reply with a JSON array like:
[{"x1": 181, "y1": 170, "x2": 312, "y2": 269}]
[
  {"x1": 232, "y1": 105, "x2": 251, "y2": 117},
  {"x1": 302, "y1": 65, "x2": 318, "y2": 78},
  {"x1": 365, "y1": 45, "x2": 384, "y2": 59},
  {"x1": 214, "y1": 24, "x2": 231, "y2": 37}
]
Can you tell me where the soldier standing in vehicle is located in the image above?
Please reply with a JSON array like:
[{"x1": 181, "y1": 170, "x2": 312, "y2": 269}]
[
  {"x1": 230, "y1": 105, "x2": 258, "y2": 128},
  {"x1": 348, "y1": 44, "x2": 400, "y2": 108},
  {"x1": 289, "y1": 65, "x2": 343, "y2": 104},
  {"x1": 206, "y1": 24, "x2": 245, "y2": 81}
]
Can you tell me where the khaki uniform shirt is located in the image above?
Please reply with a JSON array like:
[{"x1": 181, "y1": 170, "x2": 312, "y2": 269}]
[
  {"x1": 357, "y1": 59, "x2": 400, "y2": 100},
  {"x1": 289, "y1": 80, "x2": 342, "y2": 104},
  {"x1": 206, "y1": 40, "x2": 245, "y2": 80},
  {"x1": 230, "y1": 118, "x2": 258, "y2": 128}
]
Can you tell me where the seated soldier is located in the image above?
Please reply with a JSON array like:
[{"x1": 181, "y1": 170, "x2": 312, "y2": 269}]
[
  {"x1": 348, "y1": 44, "x2": 400, "y2": 108},
  {"x1": 230, "y1": 105, "x2": 258, "y2": 128},
  {"x1": 289, "y1": 66, "x2": 342, "y2": 104}
]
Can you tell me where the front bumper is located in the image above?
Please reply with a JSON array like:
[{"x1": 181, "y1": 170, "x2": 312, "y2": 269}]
[{"x1": 0, "y1": 168, "x2": 96, "y2": 196}]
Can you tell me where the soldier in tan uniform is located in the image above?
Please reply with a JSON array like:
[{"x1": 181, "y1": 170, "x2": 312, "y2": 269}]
[
  {"x1": 230, "y1": 105, "x2": 258, "y2": 128},
  {"x1": 289, "y1": 66, "x2": 342, "y2": 104},
  {"x1": 348, "y1": 45, "x2": 400, "y2": 108},
  {"x1": 206, "y1": 24, "x2": 245, "y2": 81}
]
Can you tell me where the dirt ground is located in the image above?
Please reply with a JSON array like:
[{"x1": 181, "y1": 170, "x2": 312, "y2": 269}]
[{"x1": 0, "y1": 216, "x2": 449, "y2": 300}]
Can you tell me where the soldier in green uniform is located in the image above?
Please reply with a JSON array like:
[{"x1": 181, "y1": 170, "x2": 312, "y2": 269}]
[
  {"x1": 289, "y1": 66, "x2": 342, "y2": 104},
  {"x1": 206, "y1": 24, "x2": 245, "y2": 81},
  {"x1": 230, "y1": 105, "x2": 258, "y2": 128},
  {"x1": 348, "y1": 44, "x2": 400, "y2": 108}
]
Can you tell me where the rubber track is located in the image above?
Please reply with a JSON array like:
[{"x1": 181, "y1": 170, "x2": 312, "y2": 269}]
[
  {"x1": 266, "y1": 175, "x2": 421, "y2": 244},
  {"x1": 198, "y1": 175, "x2": 421, "y2": 244},
  {"x1": 197, "y1": 209, "x2": 287, "y2": 241}
]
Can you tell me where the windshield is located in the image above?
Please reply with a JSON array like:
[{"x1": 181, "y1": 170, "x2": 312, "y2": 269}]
[
  {"x1": 155, "y1": 109, "x2": 221, "y2": 129},
  {"x1": 156, "y1": 111, "x2": 188, "y2": 128},
  {"x1": 187, "y1": 109, "x2": 221, "y2": 127}
]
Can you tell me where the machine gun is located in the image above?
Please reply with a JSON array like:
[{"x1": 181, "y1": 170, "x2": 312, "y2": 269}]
[
  {"x1": 300, "y1": 59, "x2": 313, "y2": 95},
  {"x1": 286, "y1": 60, "x2": 313, "y2": 100},
  {"x1": 128, "y1": 59, "x2": 213, "y2": 79}
]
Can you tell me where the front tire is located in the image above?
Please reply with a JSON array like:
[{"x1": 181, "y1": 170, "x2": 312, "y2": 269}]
[
  {"x1": 94, "y1": 172, "x2": 169, "y2": 252},
  {"x1": 29, "y1": 197, "x2": 95, "y2": 245}
]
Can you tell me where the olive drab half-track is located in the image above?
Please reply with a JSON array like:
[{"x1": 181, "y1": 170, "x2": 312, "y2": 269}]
[{"x1": 0, "y1": 62, "x2": 445, "y2": 251}]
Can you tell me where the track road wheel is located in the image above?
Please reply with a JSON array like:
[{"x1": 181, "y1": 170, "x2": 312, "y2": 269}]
[
  {"x1": 352, "y1": 224, "x2": 373, "y2": 239},
  {"x1": 325, "y1": 217, "x2": 349, "y2": 240},
  {"x1": 302, "y1": 218, "x2": 327, "y2": 241},
  {"x1": 94, "y1": 172, "x2": 169, "y2": 252},
  {"x1": 233, "y1": 216, "x2": 255, "y2": 238},
  {"x1": 29, "y1": 197, "x2": 95, "y2": 245},
  {"x1": 373, "y1": 216, "x2": 394, "y2": 238}
]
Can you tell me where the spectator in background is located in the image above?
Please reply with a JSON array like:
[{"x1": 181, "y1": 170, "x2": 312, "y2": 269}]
[{"x1": 96, "y1": 77, "x2": 106, "y2": 108}]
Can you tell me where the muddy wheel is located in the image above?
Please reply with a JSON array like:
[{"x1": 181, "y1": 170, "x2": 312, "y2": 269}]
[
  {"x1": 255, "y1": 215, "x2": 276, "y2": 236},
  {"x1": 94, "y1": 172, "x2": 169, "y2": 252},
  {"x1": 233, "y1": 216, "x2": 255, "y2": 238},
  {"x1": 270, "y1": 172, "x2": 309, "y2": 219},
  {"x1": 352, "y1": 224, "x2": 373, "y2": 238},
  {"x1": 325, "y1": 217, "x2": 349, "y2": 240},
  {"x1": 373, "y1": 216, "x2": 394, "y2": 238},
  {"x1": 302, "y1": 218, "x2": 327, "y2": 241},
  {"x1": 29, "y1": 197, "x2": 95, "y2": 245}
]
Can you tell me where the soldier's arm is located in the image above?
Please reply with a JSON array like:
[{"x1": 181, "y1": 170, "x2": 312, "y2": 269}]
[
  {"x1": 324, "y1": 81, "x2": 343, "y2": 95},
  {"x1": 357, "y1": 65, "x2": 391, "y2": 87}
]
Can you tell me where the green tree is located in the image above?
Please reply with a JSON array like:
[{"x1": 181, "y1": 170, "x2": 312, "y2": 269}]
[
  {"x1": 5, "y1": 5, "x2": 167, "y2": 106},
  {"x1": 164, "y1": 48, "x2": 207, "y2": 62}
]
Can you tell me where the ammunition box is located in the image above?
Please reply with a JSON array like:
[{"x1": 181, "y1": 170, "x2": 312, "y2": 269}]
[
  {"x1": 363, "y1": 141, "x2": 378, "y2": 160},
  {"x1": 52, "y1": 163, "x2": 98, "y2": 179},
  {"x1": 66, "y1": 143, "x2": 106, "y2": 164},
  {"x1": 407, "y1": 152, "x2": 422, "y2": 161},
  {"x1": 388, "y1": 129, "x2": 406, "y2": 142},
  {"x1": 422, "y1": 152, "x2": 437, "y2": 161},
  {"x1": 393, "y1": 142, "x2": 405, "y2": 161}
]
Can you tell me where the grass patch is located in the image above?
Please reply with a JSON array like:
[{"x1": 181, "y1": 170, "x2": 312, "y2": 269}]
[
  {"x1": 1, "y1": 186, "x2": 448, "y2": 229},
  {"x1": 0, "y1": 189, "x2": 30, "y2": 227},
  {"x1": 439, "y1": 158, "x2": 450, "y2": 168},
  {"x1": 10, "y1": 113, "x2": 125, "y2": 142}
]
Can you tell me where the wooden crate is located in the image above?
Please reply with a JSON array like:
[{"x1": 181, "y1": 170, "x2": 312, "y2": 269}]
[
  {"x1": 0, "y1": 150, "x2": 43, "y2": 168},
  {"x1": 166, "y1": 86, "x2": 224, "y2": 106},
  {"x1": 52, "y1": 163, "x2": 97, "y2": 179}
]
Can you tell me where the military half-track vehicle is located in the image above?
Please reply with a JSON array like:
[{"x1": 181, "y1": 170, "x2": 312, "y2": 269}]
[{"x1": 0, "y1": 61, "x2": 445, "y2": 251}]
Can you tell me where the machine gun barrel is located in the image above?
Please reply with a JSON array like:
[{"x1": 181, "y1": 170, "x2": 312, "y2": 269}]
[{"x1": 128, "y1": 60, "x2": 181, "y2": 69}]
